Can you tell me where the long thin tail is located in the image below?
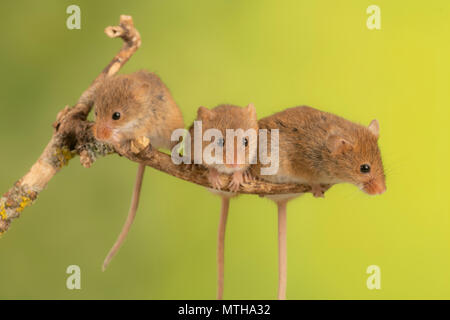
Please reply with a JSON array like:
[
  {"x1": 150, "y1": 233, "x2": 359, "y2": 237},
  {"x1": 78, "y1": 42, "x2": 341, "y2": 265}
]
[
  {"x1": 277, "y1": 201, "x2": 287, "y2": 300},
  {"x1": 217, "y1": 197, "x2": 230, "y2": 300},
  {"x1": 102, "y1": 163, "x2": 146, "y2": 272}
]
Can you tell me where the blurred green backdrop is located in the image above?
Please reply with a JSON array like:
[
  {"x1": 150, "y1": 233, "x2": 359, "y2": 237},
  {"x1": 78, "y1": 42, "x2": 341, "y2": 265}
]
[{"x1": 1, "y1": 0, "x2": 450, "y2": 299}]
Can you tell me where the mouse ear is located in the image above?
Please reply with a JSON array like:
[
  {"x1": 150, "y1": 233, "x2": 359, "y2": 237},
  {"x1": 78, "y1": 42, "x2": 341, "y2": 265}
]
[
  {"x1": 327, "y1": 135, "x2": 354, "y2": 156},
  {"x1": 368, "y1": 119, "x2": 380, "y2": 139},
  {"x1": 133, "y1": 82, "x2": 151, "y2": 102},
  {"x1": 197, "y1": 106, "x2": 212, "y2": 120},
  {"x1": 246, "y1": 103, "x2": 257, "y2": 120}
]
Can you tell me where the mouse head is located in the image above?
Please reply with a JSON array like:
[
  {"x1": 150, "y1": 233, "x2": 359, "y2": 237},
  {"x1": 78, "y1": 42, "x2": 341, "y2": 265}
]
[
  {"x1": 93, "y1": 75, "x2": 151, "y2": 144},
  {"x1": 195, "y1": 104, "x2": 258, "y2": 174},
  {"x1": 326, "y1": 120, "x2": 386, "y2": 195}
]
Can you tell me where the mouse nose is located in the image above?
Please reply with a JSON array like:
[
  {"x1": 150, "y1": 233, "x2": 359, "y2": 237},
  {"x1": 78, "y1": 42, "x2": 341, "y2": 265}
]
[
  {"x1": 224, "y1": 143, "x2": 245, "y2": 168},
  {"x1": 94, "y1": 125, "x2": 113, "y2": 141},
  {"x1": 363, "y1": 180, "x2": 386, "y2": 195}
]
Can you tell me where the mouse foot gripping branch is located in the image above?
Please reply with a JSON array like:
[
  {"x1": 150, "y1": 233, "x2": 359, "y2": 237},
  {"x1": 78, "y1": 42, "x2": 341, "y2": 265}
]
[{"x1": 0, "y1": 14, "x2": 330, "y2": 236}]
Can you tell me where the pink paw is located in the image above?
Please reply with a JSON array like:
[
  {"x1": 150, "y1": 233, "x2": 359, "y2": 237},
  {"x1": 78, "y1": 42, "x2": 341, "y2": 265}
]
[
  {"x1": 208, "y1": 169, "x2": 223, "y2": 190},
  {"x1": 228, "y1": 171, "x2": 245, "y2": 192},
  {"x1": 243, "y1": 169, "x2": 254, "y2": 183}
]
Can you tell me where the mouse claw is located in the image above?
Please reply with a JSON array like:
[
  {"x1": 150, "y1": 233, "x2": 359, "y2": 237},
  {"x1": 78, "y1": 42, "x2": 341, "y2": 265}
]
[
  {"x1": 228, "y1": 171, "x2": 245, "y2": 192},
  {"x1": 228, "y1": 181, "x2": 239, "y2": 192},
  {"x1": 207, "y1": 169, "x2": 222, "y2": 190},
  {"x1": 243, "y1": 169, "x2": 254, "y2": 183}
]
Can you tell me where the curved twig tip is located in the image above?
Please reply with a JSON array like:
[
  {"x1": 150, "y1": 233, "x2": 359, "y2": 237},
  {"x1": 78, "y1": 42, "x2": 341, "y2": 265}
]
[{"x1": 104, "y1": 26, "x2": 124, "y2": 38}]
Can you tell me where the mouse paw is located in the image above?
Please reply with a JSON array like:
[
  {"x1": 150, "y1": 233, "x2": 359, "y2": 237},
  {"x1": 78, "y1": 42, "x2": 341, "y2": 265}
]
[
  {"x1": 130, "y1": 136, "x2": 150, "y2": 154},
  {"x1": 243, "y1": 169, "x2": 254, "y2": 183},
  {"x1": 228, "y1": 171, "x2": 244, "y2": 192},
  {"x1": 131, "y1": 136, "x2": 150, "y2": 154},
  {"x1": 311, "y1": 184, "x2": 325, "y2": 198},
  {"x1": 207, "y1": 169, "x2": 222, "y2": 190}
]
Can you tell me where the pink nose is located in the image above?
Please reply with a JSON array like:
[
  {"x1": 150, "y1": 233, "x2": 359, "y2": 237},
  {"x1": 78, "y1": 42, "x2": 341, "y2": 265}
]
[
  {"x1": 363, "y1": 181, "x2": 386, "y2": 195},
  {"x1": 93, "y1": 125, "x2": 112, "y2": 141}
]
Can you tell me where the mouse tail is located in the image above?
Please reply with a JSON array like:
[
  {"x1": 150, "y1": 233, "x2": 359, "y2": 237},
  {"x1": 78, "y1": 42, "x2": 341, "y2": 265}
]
[
  {"x1": 277, "y1": 200, "x2": 288, "y2": 300},
  {"x1": 217, "y1": 196, "x2": 230, "y2": 300},
  {"x1": 102, "y1": 163, "x2": 146, "y2": 272}
]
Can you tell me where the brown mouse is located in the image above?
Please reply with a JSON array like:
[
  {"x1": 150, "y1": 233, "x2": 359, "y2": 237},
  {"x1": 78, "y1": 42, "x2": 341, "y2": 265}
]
[
  {"x1": 254, "y1": 105, "x2": 386, "y2": 299},
  {"x1": 187, "y1": 104, "x2": 258, "y2": 299},
  {"x1": 93, "y1": 70, "x2": 184, "y2": 271}
]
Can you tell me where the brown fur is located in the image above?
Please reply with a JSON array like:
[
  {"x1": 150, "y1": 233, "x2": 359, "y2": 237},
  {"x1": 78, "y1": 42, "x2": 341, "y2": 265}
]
[
  {"x1": 256, "y1": 106, "x2": 386, "y2": 194},
  {"x1": 188, "y1": 104, "x2": 258, "y2": 173},
  {"x1": 93, "y1": 70, "x2": 184, "y2": 272},
  {"x1": 256, "y1": 106, "x2": 386, "y2": 300},
  {"x1": 186, "y1": 103, "x2": 258, "y2": 300},
  {"x1": 93, "y1": 70, "x2": 184, "y2": 149}
]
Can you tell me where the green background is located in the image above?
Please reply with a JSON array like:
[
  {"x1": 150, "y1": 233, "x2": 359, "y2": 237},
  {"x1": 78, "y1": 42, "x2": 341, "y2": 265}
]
[{"x1": 1, "y1": 0, "x2": 449, "y2": 299}]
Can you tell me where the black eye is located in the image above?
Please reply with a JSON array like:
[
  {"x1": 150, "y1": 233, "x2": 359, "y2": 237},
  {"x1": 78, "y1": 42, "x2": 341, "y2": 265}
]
[
  {"x1": 217, "y1": 138, "x2": 225, "y2": 147},
  {"x1": 360, "y1": 164, "x2": 371, "y2": 173},
  {"x1": 243, "y1": 138, "x2": 248, "y2": 147},
  {"x1": 112, "y1": 112, "x2": 121, "y2": 120}
]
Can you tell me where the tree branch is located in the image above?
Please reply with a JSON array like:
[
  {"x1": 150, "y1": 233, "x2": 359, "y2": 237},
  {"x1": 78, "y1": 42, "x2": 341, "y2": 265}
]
[
  {"x1": 0, "y1": 15, "x2": 331, "y2": 236},
  {"x1": 115, "y1": 143, "x2": 331, "y2": 195},
  {"x1": 0, "y1": 15, "x2": 140, "y2": 234}
]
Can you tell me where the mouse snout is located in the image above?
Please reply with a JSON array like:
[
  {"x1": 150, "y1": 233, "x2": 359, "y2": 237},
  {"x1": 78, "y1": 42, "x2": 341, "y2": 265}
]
[
  {"x1": 94, "y1": 124, "x2": 113, "y2": 141},
  {"x1": 362, "y1": 178, "x2": 386, "y2": 195},
  {"x1": 224, "y1": 144, "x2": 246, "y2": 169}
]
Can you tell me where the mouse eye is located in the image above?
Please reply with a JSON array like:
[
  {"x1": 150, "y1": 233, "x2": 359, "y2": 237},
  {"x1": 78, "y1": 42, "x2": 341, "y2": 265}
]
[
  {"x1": 112, "y1": 112, "x2": 121, "y2": 120},
  {"x1": 243, "y1": 137, "x2": 249, "y2": 147},
  {"x1": 360, "y1": 164, "x2": 371, "y2": 173},
  {"x1": 217, "y1": 137, "x2": 225, "y2": 147}
]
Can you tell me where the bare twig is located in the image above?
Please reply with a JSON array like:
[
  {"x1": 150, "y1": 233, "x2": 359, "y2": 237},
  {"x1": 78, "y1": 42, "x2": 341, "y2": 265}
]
[{"x1": 0, "y1": 15, "x2": 330, "y2": 236}]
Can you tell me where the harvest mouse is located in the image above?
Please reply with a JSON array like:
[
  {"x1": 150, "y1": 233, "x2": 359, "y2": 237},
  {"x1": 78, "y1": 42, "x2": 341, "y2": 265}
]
[
  {"x1": 93, "y1": 70, "x2": 184, "y2": 271},
  {"x1": 188, "y1": 104, "x2": 258, "y2": 299},
  {"x1": 254, "y1": 105, "x2": 386, "y2": 299}
]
